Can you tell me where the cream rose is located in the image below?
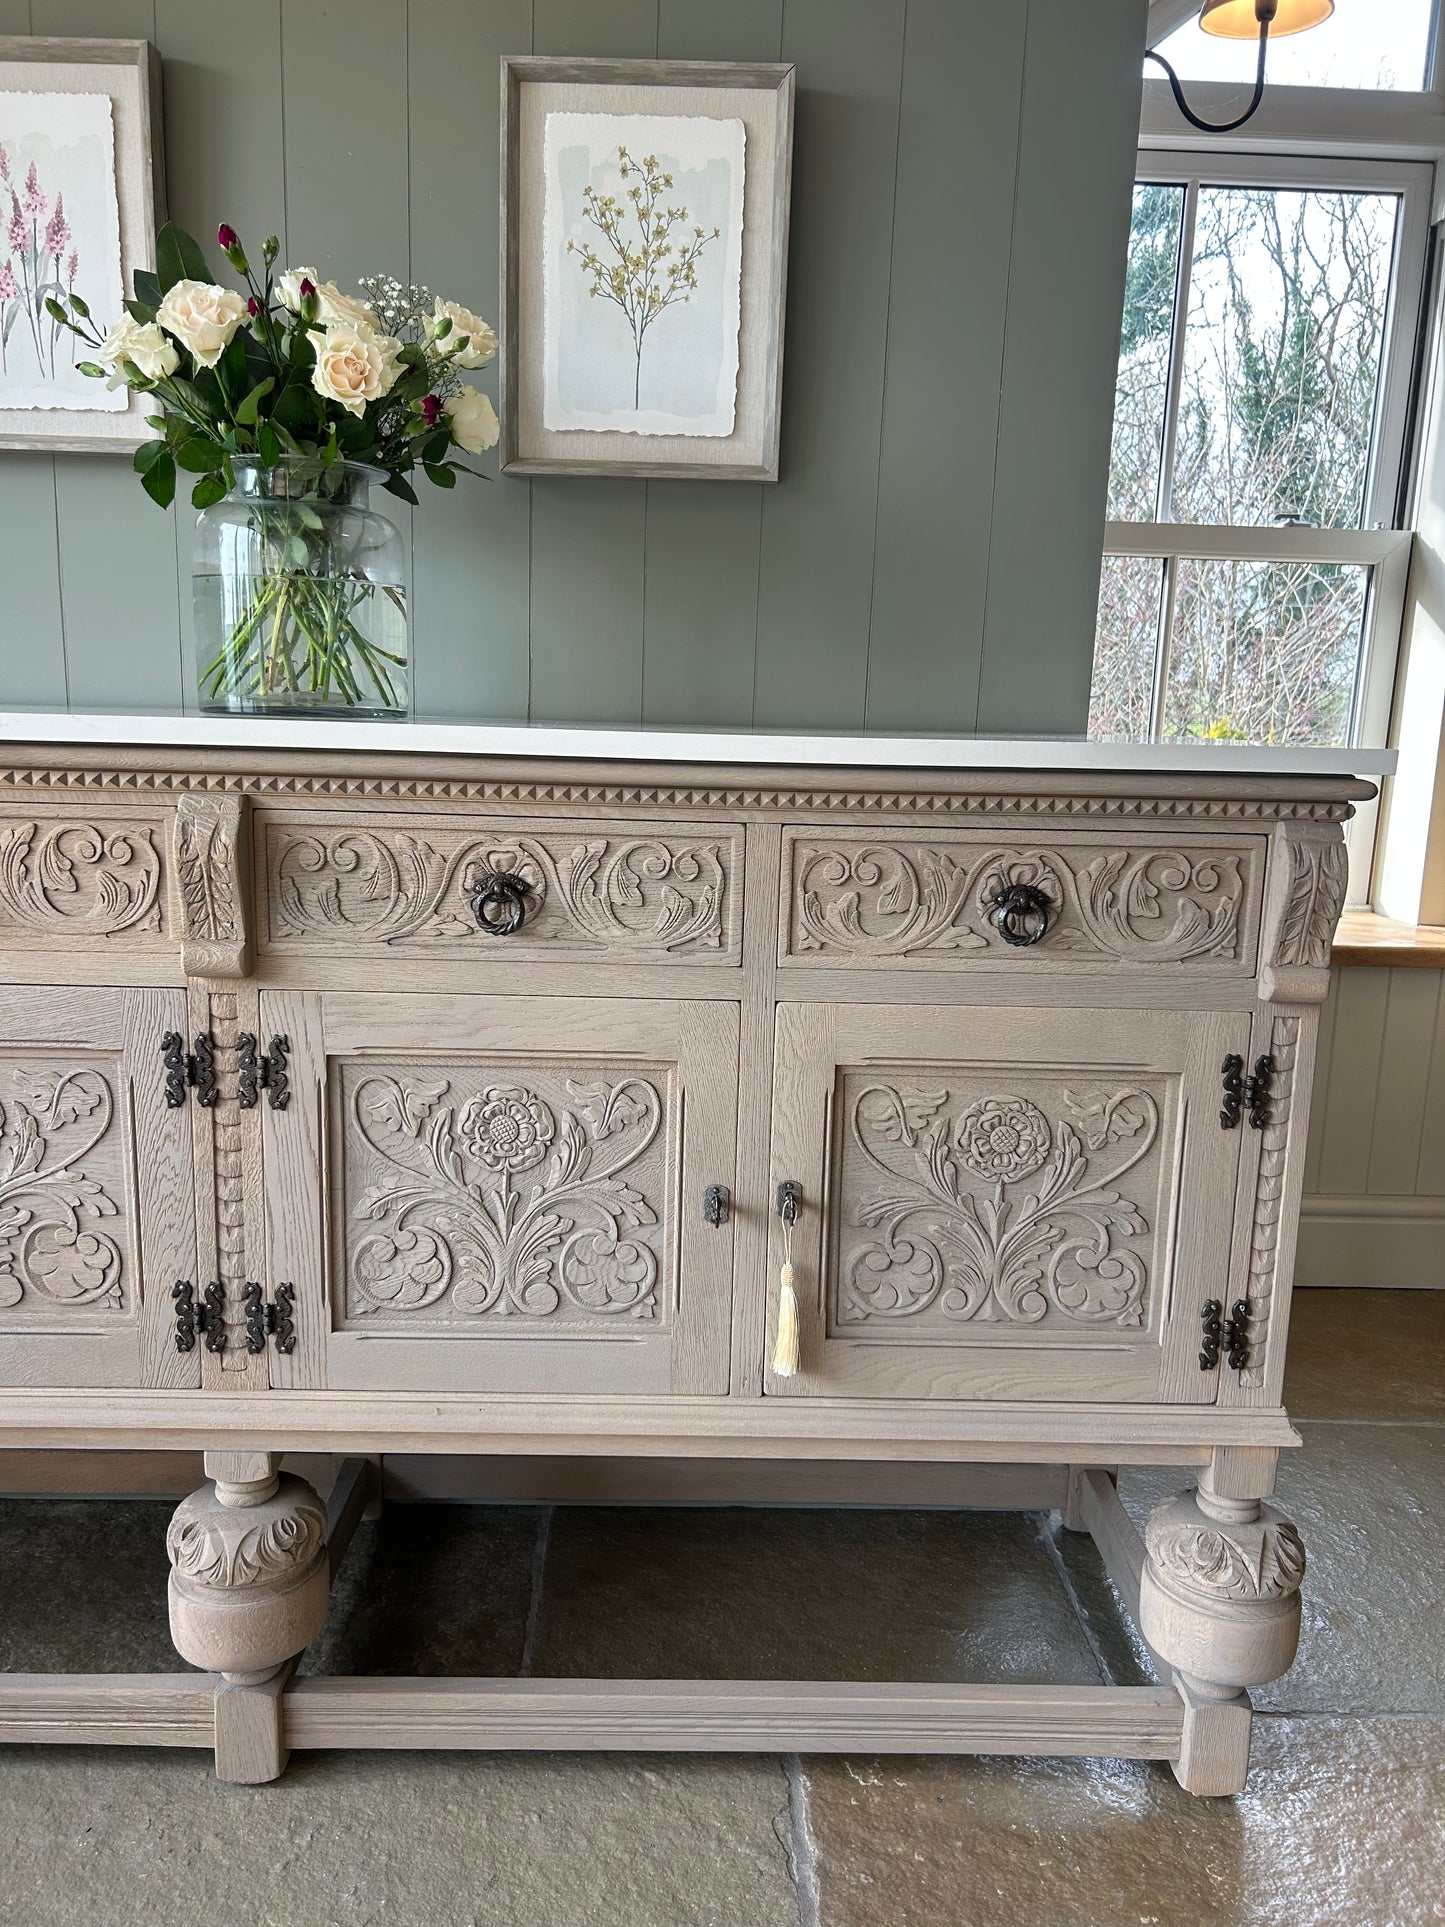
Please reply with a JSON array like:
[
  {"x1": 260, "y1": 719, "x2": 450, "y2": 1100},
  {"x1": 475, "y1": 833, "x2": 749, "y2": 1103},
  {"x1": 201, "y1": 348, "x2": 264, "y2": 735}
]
[
  {"x1": 311, "y1": 320, "x2": 403, "y2": 418},
  {"x1": 98, "y1": 314, "x2": 179, "y2": 388},
  {"x1": 277, "y1": 267, "x2": 377, "y2": 329},
  {"x1": 433, "y1": 297, "x2": 497, "y2": 369},
  {"x1": 445, "y1": 385, "x2": 499, "y2": 453},
  {"x1": 155, "y1": 279, "x2": 248, "y2": 368}
]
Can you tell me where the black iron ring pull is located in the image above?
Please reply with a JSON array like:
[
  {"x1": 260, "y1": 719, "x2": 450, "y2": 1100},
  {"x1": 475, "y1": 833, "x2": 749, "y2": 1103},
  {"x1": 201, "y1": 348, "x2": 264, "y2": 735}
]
[
  {"x1": 990, "y1": 883, "x2": 1051, "y2": 947},
  {"x1": 470, "y1": 872, "x2": 532, "y2": 936}
]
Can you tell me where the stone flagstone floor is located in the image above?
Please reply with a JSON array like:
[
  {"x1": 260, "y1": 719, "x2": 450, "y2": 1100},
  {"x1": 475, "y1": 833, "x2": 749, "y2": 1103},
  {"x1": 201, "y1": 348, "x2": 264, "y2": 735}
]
[{"x1": 0, "y1": 1287, "x2": 1442, "y2": 1927}]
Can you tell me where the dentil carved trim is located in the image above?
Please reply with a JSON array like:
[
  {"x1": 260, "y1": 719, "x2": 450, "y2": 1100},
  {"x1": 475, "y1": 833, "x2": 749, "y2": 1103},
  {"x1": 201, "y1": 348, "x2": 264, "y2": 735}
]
[
  {"x1": 787, "y1": 838, "x2": 1253, "y2": 965},
  {"x1": 838, "y1": 1079, "x2": 1160, "y2": 1328},
  {"x1": 1239, "y1": 1017, "x2": 1299, "y2": 1390},
  {"x1": 0, "y1": 1066, "x2": 125, "y2": 1314},
  {"x1": 268, "y1": 825, "x2": 735, "y2": 956},
  {"x1": 344, "y1": 1068, "x2": 667, "y2": 1324},
  {"x1": 171, "y1": 793, "x2": 250, "y2": 978},
  {"x1": 0, "y1": 817, "x2": 161, "y2": 940},
  {"x1": 1146, "y1": 1492, "x2": 1306, "y2": 1601}
]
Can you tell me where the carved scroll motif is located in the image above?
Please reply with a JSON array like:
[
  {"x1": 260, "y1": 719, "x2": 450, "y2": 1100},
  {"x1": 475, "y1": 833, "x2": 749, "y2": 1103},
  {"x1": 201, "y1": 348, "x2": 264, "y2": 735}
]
[
  {"x1": 0, "y1": 1065, "x2": 125, "y2": 1314},
  {"x1": 269, "y1": 827, "x2": 733, "y2": 956},
  {"x1": 342, "y1": 1065, "x2": 668, "y2": 1325},
  {"x1": 836, "y1": 1077, "x2": 1163, "y2": 1330},
  {"x1": 789, "y1": 840, "x2": 1249, "y2": 964},
  {"x1": 0, "y1": 819, "x2": 161, "y2": 939}
]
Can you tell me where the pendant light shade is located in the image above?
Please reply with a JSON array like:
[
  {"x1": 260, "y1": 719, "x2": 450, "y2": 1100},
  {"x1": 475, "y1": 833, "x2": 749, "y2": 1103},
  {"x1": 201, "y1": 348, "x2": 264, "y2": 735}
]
[{"x1": 1199, "y1": 0, "x2": 1334, "y2": 39}]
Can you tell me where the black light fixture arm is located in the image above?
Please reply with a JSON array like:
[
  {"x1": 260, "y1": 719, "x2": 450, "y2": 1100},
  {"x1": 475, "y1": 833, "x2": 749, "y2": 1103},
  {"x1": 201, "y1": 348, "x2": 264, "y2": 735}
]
[{"x1": 1146, "y1": 3, "x2": 1273, "y2": 134}]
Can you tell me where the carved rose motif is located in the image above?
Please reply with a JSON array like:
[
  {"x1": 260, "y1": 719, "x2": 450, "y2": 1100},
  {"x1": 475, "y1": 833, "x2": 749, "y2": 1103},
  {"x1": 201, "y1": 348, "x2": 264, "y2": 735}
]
[
  {"x1": 458, "y1": 1087, "x2": 555, "y2": 1173},
  {"x1": 956, "y1": 1096, "x2": 1052, "y2": 1183}
]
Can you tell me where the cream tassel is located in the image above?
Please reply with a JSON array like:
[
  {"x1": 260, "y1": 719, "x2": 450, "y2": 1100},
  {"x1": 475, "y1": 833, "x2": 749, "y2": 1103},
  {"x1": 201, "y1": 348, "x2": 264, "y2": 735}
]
[{"x1": 773, "y1": 1262, "x2": 800, "y2": 1377}]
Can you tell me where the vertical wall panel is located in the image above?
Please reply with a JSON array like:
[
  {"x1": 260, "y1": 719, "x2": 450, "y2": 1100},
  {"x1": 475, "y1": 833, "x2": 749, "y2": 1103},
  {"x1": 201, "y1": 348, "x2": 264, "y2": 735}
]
[
  {"x1": 1366, "y1": 969, "x2": 1444, "y2": 1194},
  {"x1": 640, "y1": 0, "x2": 783, "y2": 728},
  {"x1": 0, "y1": 457, "x2": 66, "y2": 705},
  {"x1": 1313, "y1": 968, "x2": 1392, "y2": 1195},
  {"x1": 1416, "y1": 971, "x2": 1445, "y2": 1193},
  {"x1": 864, "y1": 0, "x2": 1026, "y2": 733},
  {"x1": 751, "y1": 0, "x2": 905, "y2": 731},
  {"x1": 408, "y1": 0, "x2": 532, "y2": 722},
  {"x1": 527, "y1": 0, "x2": 655, "y2": 722},
  {"x1": 977, "y1": 0, "x2": 1148, "y2": 735}
]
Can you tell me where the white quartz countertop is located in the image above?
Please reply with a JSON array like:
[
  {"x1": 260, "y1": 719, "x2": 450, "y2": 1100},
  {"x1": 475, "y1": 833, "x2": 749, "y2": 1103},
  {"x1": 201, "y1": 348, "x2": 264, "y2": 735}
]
[{"x1": 0, "y1": 710, "x2": 1397, "y2": 777}]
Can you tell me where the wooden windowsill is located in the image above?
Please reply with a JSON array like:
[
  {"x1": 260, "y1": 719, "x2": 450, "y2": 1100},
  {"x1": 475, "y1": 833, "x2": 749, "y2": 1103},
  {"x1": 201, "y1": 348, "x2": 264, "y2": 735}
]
[{"x1": 1332, "y1": 910, "x2": 1445, "y2": 967}]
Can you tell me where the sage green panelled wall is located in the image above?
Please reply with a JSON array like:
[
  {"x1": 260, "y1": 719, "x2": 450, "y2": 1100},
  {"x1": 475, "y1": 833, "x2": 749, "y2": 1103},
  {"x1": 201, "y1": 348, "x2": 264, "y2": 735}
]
[{"x1": 0, "y1": 0, "x2": 1148, "y2": 728}]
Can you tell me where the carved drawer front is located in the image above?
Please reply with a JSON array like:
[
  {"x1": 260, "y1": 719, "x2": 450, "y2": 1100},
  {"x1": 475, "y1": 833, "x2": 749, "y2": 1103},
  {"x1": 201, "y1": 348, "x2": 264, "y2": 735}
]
[
  {"x1": 0, "y1": 987, "x2": 200, "y2": 1391},
  {"x1": 259, "y1": 989, "x2": 738, "y2": 1395},
  {"x1": 0, "y1": 811, "x2": 169, "y2": 951},
  {"x1": 257, "y1": 811, "x2": 744, "y2": 965},
  {"x1": 780, "y1": 829, "x2": 1266, "y2": 972},
  {"x1": 766, "y1": 1001, "x2": 1246, "y2": 1402}
]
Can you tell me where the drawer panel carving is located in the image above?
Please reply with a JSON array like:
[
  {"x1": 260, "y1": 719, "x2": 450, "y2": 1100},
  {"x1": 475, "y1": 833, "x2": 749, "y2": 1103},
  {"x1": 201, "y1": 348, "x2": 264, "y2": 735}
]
[
  {"x1": 782, "y1": 831, "x2": 1264, "y2": 970},
  {"x1": 261, "y1": 814, "x2": 742, "y2": 963},
  {"x1": 336, "y1": 1057, "x2": 673, "y2": 1330},
  {"x1": 0, "y1": 1056, "x2": 131, "y2": 1324},
  {"x1": 833, "y1": 1068, "x2": 1171, "y2": 1340},
  {"x1": 0, "y1": 815, "x2": 166, "y2": 947}
]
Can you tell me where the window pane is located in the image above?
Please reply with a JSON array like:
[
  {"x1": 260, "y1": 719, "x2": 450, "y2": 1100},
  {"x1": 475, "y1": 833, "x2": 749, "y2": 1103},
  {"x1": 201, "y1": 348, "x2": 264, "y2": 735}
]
[
  {"x1": 1170, "y1": 187, "x2": 1398, "y2": 530},
  {"x1": 1089, "y1": 555, "x2": 1165, "y2": 740},
  {"x1": 1153, "y1": 2, "x2": 1432, "y2": 90},
  {"x1": 1108, "y1": 184, "x2": 1185, "y2": 520},
  {"x1": 1162, "y1": 557, "x2": 1368, "y2": 746}
]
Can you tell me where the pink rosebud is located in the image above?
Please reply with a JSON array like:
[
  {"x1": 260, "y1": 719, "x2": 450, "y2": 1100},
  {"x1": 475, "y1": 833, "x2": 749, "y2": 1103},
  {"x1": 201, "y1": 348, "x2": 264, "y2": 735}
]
[
  {"x1": 421, "y1": 393, "x2": 442, "y2": 427},
  {"x1": 217, "y1": 222, "x2": 238, "y2": 251},
  {"x1": 247, "y1": 295, "x2": 261, "y2": 317},
  {"x1": 21, "y1": 161, "x2": 44, "y2": 219},
  {"x1": 300, "y1": 276, "x2": 316, "y2": 299},
  {"x1": 0, "y1": 260, "x2": 16, "y2": 300}
]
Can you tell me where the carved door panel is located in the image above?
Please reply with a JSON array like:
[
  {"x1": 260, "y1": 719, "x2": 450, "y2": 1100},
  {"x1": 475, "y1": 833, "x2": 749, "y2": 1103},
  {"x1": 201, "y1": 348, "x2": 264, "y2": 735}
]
[
  {"x1": 260, "y1": 990, "x2": 739, "y2": 1394},
  {"x1": 767, "y1": 1002, "x2": 1245, "y2": 1402},
  {"x1": 0, "y1": 987, "x2": 200, "y2": 1390}
]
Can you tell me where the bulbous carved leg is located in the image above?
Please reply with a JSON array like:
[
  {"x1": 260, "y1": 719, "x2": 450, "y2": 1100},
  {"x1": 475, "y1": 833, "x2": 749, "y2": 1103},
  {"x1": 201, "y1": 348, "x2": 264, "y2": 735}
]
[
  {"x1": 1139, "y1": 1484, "x2": 1305, "y2": 1796},
  {"x1": 167, "y1": 1456, "x2": 329, "y2": 1687}
]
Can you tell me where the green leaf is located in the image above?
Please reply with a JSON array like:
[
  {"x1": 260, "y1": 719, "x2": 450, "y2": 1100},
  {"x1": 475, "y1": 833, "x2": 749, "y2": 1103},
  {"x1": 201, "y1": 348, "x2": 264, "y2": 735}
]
[
  {"x1": 190, "y1": 472, "x2": 229, "y2": 510},
  {"x1": 420, "y1": 428, "x2": 451, "y2": 466},
  {"x1": 155, "y1": 223, "x2": 214, "y2": 294},
  {"x1": 140, "y1": 450, "x2": 176, "y2": 509},
  {"x1": 383, "y1": 472, "x2": 420, "y2": 507},
  {"x1": 43, "y1": 297, "x2": 66, "y2": 325},
  {"x1": 132, "y1": 439, "x2": 168, "y2": 476},
  {"x1": 257, "y1": 422, "x2": 282, "y2": 466},
  {"x1": 124, "y1": 299, "x2": 158, "y2": 326},
  {"x1": 234, "y1": 377, "x2": 275, "y2": 426},
  {"x1": 132, "y1": 269, "x2": 162, "y2": 309},
  {"x1": 68, "y1": 292, "x2": 90, "y2": 320},
  {"x1": 219, "y1": 331, "x2": 250, "y2": 395},
  {"x1": 424, "y1": 462, "x2": 457, "y2": 489},
  {"x1": 175, "y1": 435, "x2": 227, "y2": 473},
  {"x1": 273, "y1": 376, "x2": 323, "y2": 434}
]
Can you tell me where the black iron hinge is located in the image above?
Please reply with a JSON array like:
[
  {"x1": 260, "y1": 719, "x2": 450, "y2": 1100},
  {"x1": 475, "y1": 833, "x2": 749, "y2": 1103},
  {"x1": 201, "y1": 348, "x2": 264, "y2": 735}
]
[
  {"x1": 173, "y1": 1279, "x2": 226, "y2": 1354},
  {"x1": 1220, "y1": 1052, "x2": 1274, "y2": 1131},
  {"x1": 242, "y1": 1281, "x2": 296, "y2": 1355},
  {"x1": 162, "y1": 1032, "x2": 219, "y2": 1109},
  {"x1": 1199, "y1": 1297, "x2": 1250, "y2": 1373},
  {"x1": 236, "y1": 1033, "x2": 291, "y2": 1111}
]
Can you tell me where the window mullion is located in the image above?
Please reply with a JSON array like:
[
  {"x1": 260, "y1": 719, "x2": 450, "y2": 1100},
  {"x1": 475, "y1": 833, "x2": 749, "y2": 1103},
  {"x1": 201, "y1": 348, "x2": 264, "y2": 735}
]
[
  {"x1": 1150, "y1": 554, "x2": 1180, "y2": 743},
  {"x1": 1155, "y1": 177, "x2": 1199, "y2": 524}
]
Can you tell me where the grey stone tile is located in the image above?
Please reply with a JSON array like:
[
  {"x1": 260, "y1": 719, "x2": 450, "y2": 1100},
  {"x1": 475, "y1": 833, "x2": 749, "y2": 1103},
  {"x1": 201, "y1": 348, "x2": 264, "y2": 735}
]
[
  {"x1": 1284, "y1": 1288, "x2": 1445, "y2": 1423},
  {"x1": 0, "y1": 1746, "x2": 800, "y2": 1927},
  {"x1": 802, "y1": 1715, "x2": 1445, "y2": 1927},
  {"x1": 0, "y1": 1499, "x2": 175, "y2": 1673},
  {"x1": 304, "y1": 1504, "x2": 540, "y2": 1678},
  {"x1": 533, "y1": 1506, "x2": 1103, "y2": 1685}
]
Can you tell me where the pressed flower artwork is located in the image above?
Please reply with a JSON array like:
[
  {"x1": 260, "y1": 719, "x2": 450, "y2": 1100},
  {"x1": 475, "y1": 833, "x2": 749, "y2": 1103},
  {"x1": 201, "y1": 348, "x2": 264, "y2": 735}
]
[
  {"x1": 0, "y1": 91, "x2": 124, "y2": 411},
  {"x1": 542, "y1": 112, "x2": 744, "y2": 437}
]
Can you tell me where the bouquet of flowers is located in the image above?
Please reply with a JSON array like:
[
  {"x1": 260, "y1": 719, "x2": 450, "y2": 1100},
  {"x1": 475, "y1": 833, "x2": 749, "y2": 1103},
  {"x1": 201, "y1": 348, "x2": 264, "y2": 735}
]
[{"x1": 51, "y1": 220, "x2": 500, "y2": 713}]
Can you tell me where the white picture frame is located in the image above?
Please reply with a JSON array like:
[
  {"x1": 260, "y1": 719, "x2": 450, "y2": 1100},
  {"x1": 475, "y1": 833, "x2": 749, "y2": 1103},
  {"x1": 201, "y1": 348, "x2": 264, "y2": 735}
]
[
  {"x1": 0, "y1": 37, "x2": 164, "y2": 453},
  {"x1": 501, "y1": 57, "x2": 794, "y2": 482}
]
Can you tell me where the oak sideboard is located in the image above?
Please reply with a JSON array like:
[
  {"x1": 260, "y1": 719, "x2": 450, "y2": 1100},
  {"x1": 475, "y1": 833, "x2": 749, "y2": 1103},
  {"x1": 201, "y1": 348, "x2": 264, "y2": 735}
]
[{"x1": 0, "y1": 720, "x2": 1377, "y2": 1791}]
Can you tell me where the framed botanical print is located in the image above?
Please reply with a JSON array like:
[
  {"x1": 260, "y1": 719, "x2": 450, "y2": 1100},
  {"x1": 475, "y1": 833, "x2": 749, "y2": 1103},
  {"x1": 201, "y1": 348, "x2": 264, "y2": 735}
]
[
  {"x1": 0, "y1": 38, "x2": 164, "y2": 452},
  {"x1": 500, "y1": 56, "x2": 794, "y2": 481}
]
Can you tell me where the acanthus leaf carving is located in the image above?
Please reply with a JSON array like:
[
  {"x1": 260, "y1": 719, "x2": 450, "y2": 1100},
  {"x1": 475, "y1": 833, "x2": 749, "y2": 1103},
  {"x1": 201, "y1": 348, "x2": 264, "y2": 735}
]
[
  {"x1": 1271, "y1": 834, "x2": 1348, "y2": 970},
  {"x1": 344, "y1": 1066, "x2": 666, "y2": 1324},
  {"x1": 0, "y1": 1066, "x2": 124, "y2": 1313},
  {"x1": 166, "y1": 1481, "x2": 328, "y2": 1590},
  {"x1": 0, "y1": 819, "x2": 161, "y2": 939},
  {"x1": 271, "y1": 826, "x2": 731, "y2": 955},
  {"x1": 839, "y1": 1078, "x2": 1159, "y2": 1330},
  {"x1": 1146, "y1": 1494, "x2": 1306, "y2": 1601}
]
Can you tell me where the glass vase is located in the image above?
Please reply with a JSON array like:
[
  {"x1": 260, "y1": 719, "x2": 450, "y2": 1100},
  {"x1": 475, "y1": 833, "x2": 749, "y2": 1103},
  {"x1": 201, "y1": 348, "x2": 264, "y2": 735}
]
[{"x1": 194, "y1": 458, "x2": 409, "y2": 717}]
